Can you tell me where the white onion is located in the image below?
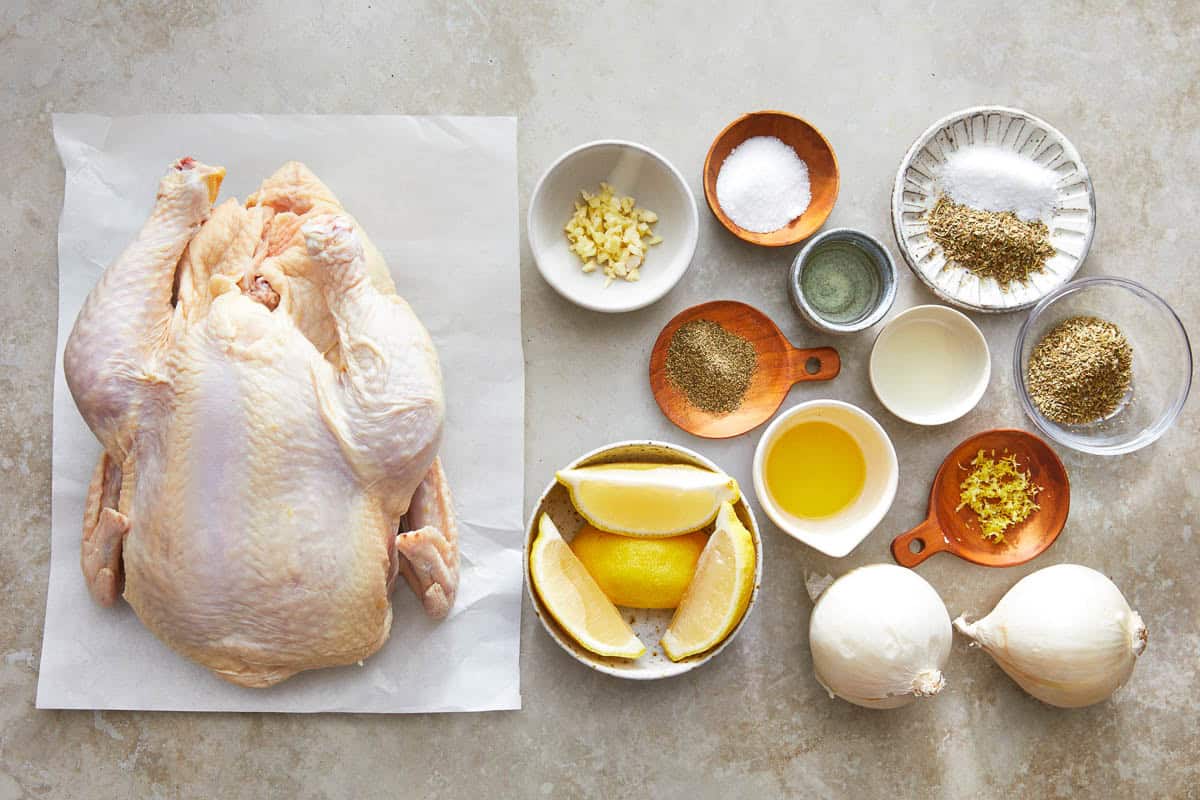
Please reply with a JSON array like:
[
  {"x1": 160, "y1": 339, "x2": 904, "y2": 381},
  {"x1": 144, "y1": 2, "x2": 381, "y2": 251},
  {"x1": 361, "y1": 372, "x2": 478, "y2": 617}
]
[
  {"x1": 954, "y1": 564, "x2": 1147, "y2": 708},
  {"x1": 808, "y1": 564, "x2": 952, "y2": 709}
]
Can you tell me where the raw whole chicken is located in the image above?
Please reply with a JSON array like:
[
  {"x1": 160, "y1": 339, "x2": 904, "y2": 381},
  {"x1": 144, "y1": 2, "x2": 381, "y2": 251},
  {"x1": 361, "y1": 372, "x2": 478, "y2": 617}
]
[{"x1": 63, "y1": 159, "x2": 459, "y2": 688}]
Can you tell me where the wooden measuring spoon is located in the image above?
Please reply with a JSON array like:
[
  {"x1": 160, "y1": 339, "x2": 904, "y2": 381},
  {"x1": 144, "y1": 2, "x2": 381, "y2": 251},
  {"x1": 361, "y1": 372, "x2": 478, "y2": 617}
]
[
  {"x1": 892, "y1": 429, "x2": 1070, "y2": 568},
  {"x1": 649, "y1": 300, "x2": 840, "y2": 439}
]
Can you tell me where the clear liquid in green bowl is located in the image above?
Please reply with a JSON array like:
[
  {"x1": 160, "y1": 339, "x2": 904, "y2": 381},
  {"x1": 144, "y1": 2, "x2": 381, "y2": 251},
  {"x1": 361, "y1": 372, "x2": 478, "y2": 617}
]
[{"x1": 800, "y1": 241, "x2": 882, "y2": 325}]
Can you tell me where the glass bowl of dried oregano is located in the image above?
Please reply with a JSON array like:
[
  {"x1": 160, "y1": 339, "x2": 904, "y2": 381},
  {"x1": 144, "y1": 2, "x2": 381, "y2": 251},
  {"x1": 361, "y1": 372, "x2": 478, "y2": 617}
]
[{"x1": 1014, "y1": 277, "x2": 1192, "y2": 455}]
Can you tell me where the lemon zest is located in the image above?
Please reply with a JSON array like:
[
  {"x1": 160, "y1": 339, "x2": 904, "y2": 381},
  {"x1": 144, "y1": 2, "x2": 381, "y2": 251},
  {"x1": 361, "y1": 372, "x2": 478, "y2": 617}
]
[{"x1": 957, "y1": 449, "x2": 1041, "y2": 544}]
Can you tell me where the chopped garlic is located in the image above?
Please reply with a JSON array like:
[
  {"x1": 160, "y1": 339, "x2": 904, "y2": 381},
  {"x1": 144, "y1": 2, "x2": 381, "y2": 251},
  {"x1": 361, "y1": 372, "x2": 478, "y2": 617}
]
[{"x1": 564, "y1": 183, "x2": 662, "y2": 286}]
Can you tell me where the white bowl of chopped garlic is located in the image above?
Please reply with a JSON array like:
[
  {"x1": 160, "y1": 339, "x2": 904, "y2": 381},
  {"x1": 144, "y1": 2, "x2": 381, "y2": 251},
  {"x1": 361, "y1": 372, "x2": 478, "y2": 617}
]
[{"x1": 529, "y1": 140, "x2": 699, "y2": 313}]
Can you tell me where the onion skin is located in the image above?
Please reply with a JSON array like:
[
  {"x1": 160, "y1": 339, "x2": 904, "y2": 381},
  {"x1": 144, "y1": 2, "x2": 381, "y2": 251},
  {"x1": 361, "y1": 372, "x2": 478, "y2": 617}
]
[{"x1": 954, "y1": 564, "x2": 1147, "y2": 708}]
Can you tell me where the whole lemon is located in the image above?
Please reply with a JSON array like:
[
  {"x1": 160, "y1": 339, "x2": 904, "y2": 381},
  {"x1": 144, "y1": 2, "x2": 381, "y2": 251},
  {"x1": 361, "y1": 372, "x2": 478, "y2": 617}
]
[{"x1": 570, "y1": 525, "x2": 707, "y2": 609}]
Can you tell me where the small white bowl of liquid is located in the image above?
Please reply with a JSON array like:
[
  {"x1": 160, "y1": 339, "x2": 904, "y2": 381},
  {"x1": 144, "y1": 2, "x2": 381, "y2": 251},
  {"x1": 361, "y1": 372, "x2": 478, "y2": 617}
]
[
  {"x1": 869, "y1": 305, "x2": 991, "y2": 425},
  {"x1": 752, "y1": 400, "x2": 898, "y2": 557}
]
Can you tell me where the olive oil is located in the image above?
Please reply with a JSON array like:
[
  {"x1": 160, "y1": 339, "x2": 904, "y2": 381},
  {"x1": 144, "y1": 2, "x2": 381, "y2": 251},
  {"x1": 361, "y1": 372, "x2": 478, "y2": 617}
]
[{"x1": 764, "y1": 421, "x2": 866, "y2": 518}]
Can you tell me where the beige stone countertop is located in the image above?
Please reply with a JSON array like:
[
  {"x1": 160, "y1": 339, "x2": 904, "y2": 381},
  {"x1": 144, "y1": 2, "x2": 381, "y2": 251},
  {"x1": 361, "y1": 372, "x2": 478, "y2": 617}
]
[{"x1": 2, "y1": 2, "x2": 1197, "y2": 798}]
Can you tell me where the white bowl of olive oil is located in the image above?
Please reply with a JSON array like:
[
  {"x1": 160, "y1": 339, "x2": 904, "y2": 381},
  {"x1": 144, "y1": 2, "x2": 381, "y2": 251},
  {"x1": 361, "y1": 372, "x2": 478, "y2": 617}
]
[{"x1": 752, "y1": 400, "x2": 898, "y2": 557}]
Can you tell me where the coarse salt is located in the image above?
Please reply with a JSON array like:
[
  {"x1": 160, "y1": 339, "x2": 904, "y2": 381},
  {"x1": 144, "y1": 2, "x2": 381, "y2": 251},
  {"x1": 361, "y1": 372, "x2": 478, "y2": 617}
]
[
  {"x1": 716, "y1": 136, "x2": 811, "y2": 233},
  {"x1": 937, "y1": 146, "x2": 1059, "y2": 222}
]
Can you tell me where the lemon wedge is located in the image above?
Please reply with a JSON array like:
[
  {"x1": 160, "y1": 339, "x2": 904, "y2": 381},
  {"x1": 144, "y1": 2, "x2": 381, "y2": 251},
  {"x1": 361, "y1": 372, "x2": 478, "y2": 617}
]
[
  {"x1": 661, "y1": 502, "x2": 756, "y2": 661},
  {"x1": 555, "y1": 463, "x2": 739, "y2": 538},
  {"x1": 529, "y1": 514, "x2": 646, "y2": 660},
  {"x1": 571, "y1": 524, "x2": 707, "y2": 609}
]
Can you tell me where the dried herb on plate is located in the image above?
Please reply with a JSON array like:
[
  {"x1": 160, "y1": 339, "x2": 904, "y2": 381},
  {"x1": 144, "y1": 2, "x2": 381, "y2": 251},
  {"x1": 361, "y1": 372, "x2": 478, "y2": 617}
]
[{"x1": 926, "y1": 195, "x2": 1055, "y2": 288}]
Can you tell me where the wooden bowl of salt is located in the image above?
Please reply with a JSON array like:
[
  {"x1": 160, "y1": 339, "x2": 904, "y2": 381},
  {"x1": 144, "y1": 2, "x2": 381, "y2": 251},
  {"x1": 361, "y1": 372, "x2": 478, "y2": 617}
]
[
  {"x1": 703, "y1": 111, "x2": 840, "y2": 247},
  {"x1": 649, "y1": 300, "x2": 840, "y2": 439}
]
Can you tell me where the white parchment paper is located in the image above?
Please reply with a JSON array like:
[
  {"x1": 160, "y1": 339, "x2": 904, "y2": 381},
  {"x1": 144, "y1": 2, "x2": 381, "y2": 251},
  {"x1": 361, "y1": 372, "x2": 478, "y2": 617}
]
[{"x1": 38, "y1": 115, "x2": 522, "y2": 713}]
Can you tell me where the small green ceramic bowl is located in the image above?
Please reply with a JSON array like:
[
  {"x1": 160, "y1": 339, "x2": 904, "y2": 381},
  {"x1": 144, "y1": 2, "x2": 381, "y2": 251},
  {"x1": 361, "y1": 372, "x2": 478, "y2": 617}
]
[{"x1": 789, "y1": 228, "x2": 897, "y2": 335}]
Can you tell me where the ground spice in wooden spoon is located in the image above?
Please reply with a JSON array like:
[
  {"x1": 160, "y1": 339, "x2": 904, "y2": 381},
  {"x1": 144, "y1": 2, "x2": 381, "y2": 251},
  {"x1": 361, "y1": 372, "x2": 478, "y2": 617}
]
[{"x1": 665, "y1": 319, "x2": 758, "y2": 414}]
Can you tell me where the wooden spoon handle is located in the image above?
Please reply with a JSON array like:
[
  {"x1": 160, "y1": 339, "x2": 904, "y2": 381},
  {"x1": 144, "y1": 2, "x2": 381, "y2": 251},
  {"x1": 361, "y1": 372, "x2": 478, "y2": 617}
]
[
  {"x1": 891, "y1": 517, "x2": 948, "y2": 568},
  {"x1": 785, "y1": 346, "x2": 840, "y2": 384}
]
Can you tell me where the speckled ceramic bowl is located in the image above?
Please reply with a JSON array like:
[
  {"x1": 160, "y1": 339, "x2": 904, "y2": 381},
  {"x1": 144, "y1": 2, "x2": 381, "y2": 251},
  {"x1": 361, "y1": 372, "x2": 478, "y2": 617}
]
[{"x1": 524, "y1": 440, "x2": 762, "y2": 680}]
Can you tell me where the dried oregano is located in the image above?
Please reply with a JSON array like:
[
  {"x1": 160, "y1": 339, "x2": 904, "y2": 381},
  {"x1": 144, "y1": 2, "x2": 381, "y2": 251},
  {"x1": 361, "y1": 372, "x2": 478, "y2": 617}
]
[
  {"x1": 1026, "y1": 316, "x2": 1133, "y2": 425},
  {"x1": 926, "y1": 195, "x2": 1055, "y2": 288}
]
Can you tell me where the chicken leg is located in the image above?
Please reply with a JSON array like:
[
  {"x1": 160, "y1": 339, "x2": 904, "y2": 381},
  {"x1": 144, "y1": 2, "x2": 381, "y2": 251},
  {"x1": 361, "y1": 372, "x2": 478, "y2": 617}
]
[
  {"x1": 81, "y1": 451, "x2": 127, "y2": 607},
  {"x1": 397, "y1": 458, "x2": 460, "y2": 619},
  {"x1": 302, "y1": 214, "x2": 445, "y2": 496},
  {"x1": 64, "y1": 157, "x2": 223, "y2": 455},
  {"x1": 67, "y1": 158, "x2": 222, "y2": 606},
  {"x1": 301, "y1": 214, "x2": 458, "y2": 618}
]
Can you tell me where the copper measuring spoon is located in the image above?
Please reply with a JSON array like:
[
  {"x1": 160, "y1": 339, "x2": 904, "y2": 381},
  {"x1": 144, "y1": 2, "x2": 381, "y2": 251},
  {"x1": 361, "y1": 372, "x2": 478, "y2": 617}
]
[
  {"x1": 649, "y1": 300, "x2": 840, "y2": 439},
  {"x1": 892, "y1": 429, "x2": 1070, "y2": 568}
]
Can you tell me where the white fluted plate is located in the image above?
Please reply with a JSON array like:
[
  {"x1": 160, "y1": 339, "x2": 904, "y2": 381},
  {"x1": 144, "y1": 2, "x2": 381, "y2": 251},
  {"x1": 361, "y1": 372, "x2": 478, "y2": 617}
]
[{"x1": 891, "y1": 106, "x2": 1096, "y2": 313}]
